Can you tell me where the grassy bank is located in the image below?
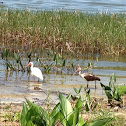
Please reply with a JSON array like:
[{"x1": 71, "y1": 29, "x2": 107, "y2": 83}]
[{"x1": 0, "y1": 9, "x2": 126, "y2": 55}]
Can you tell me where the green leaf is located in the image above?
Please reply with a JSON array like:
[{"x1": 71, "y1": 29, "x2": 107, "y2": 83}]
[
  {"x1": 73, "y1": 86, "x2": 82, "y2": 94},
  {"x1": 59, "y1": 93, "x2": 73, "y2": 125},
  {"x1": 84, "y1": 88, "x2": 90, "y2": 111},
  {"x1": 26, "y1": 105, "x2": 46, "y2": 126},
  {"x1": 109, "y1": 73, "x2": 116, "y2": 88},
  {"x1": 100, "y1": 83, "x2": 111, "y2": 90},
  {"x1": 39, "y1": 106, "x2": 48, "y2": 121},
  {"x1": 88, "y1": 117, "x2": 113, "y2": 126},
  {"x1": 73, "y1": 107, "x2": 79, "y2": 126},
  {"x1": 76, "y1": 117, "x2": 87, "y2": 126},
  {"x1": 20, "y1": 103, "x2": 28, "y2": 126},
  {"x1": 26, "y1": 120, "x2": 35, "y2": 126},
  {"x1": 73, "y1": 87, "x2": 79, "y2": 94},
  {"x1": 100, "y1": 83, "x2": 113, "y2": 103},
  {"x1": 5, "y1": 49, "x2": 9, "y2": 58},
  {"x1": 73, "y1": 98, "x2": 83, "y2": 126},
  {"x1": 78, "y1": 85, "x2": 82, "y2": 93},
  {"x1": 85, "y1": 102, "x2": 89, "y2": 112},
  {"x1": 113, "y1": 87, "x2": 122, "y2": 102},
  {"x1": 62, "y1": 59, "x2": 66, "y2": 67},
  {"x1": 50, "y1": 103, "x2": 60, "y2": 126},
  {"x1": 25, "y1": 98, "x2": 34, "y2": 108}
]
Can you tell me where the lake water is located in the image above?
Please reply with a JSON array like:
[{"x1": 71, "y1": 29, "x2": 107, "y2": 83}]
[
  {"x1": 0, "y1": 53, "x2": 126, "y2": 104},
  {"x1": 1, "y1": 0, "x2": 126, "y2": 13}
]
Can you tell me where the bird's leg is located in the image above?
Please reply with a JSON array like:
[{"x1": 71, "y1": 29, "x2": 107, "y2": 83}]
[
  {"x1": 33, "y1": 76, "x2": 35, "y2": 83},
  {"x1": 38, "y1": 78, "x2": 39, "y2": 83},
  {"x1": 95, "y1": 81, "x2": 96, "y2": 89},
  {"x1": 87, "y1": 81, "x2": 89, "y2": 88}
]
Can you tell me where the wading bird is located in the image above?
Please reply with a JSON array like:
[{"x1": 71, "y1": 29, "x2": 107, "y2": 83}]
[
  {"x1": 26, "y1": 62, "x2": 43, "y2": 82},
  {"x1": 73, "y1": 66, "x2": 100, "y2": 88}
]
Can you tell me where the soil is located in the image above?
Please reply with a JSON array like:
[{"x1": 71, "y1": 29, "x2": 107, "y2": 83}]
[{"x1": 0, "y1": 96, "x2": 126, "y2": 126}]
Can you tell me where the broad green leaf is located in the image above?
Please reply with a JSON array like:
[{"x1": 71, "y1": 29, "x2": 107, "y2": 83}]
[
  {"x1": 25, "y1": 98, "x2": 34, "y2": 108},
  {"x1": 26, "y1": 105, "x2": 45, "y2": 126},
  {"x1": 20, "y1": 103, "x2": 28, "y2": 126},
  {"x1": 50, "y1": 103, "x2": 60, "y2": 126},
  {"x1": 113, "y1": 87, "x2": 122, "y2": 102},
  {"x1": 76, "y1": 117, "x2": 87, "y2": 126},
  {"x1": 59, "y1": 93, "x2": 73, "y2": 125},
  {"x1": 75, "y1": 97, "x2": 83, "y2": 109},
  {"x1": 26, "y1": 120, "x2": 35, "y2": 126},
  {"x1": 39, "y1": 106, "x2": 48, "y2": 121},
  {"x1": 73, "y1": 108, "x2": 79, "y2": 126},
  {"x1": 73, "y1": 98, "x2": 83, "y2": 126},
  {"x1": 100, "y1": 83, "x2": 111, "y2": 90},
  {"x1": 100, "y1": 83, "x2": 112, "y2": 103},
  {"x1": 88, "y1": 117, "x2": 113, "y2": 126}
]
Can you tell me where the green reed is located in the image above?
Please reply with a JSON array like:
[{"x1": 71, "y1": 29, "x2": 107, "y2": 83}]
[{"x1": 0, "y1": 9, "x2": 126, "y2": 55}]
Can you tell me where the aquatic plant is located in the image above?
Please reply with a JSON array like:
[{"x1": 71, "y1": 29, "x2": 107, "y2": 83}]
[
  {"x1": 20, "y1": 93, "x2": 85, "y2": 126},
  {"x1": 1, "y1": 49, "x2": 25, "y2": 71},
  {"x1": 100, "y1": 73, "x2": 122, "y2": 104},
  {"x1": 73, "y1": 86, "x2": 98, "y2": 112},
  {"x1": 0, "y1": 9, "x2": 126, "y2": 56},
  {"x1": 13, "y1": 52, "x2": 25, "y2": 71},
  {"x1": 20, "y1": 92, "x2": 114, "y2": 126}
]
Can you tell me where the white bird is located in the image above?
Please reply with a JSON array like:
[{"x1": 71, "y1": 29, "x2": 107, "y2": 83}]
[{"x1": 26, "y1": 62, "x2": 43, "y2": 82}]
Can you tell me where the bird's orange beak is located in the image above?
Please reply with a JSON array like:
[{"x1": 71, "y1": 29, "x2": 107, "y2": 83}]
[
  {"x1": 26, "y1": 62, "x2": 31, "y2": 67},
  {"x1": 73, "y1": 68, "x2": 80, "y2": 75}
]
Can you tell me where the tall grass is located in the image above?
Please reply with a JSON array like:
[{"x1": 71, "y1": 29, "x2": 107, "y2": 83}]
[{"x1": 0, "y1": 9, "x2": 126, "y2": 55}]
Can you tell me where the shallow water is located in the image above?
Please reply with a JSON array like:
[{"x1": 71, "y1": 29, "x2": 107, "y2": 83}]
[
  {"x1": 1, "y1": 0, "x2": 126, "y2": 13},
  {"x1": 0, "y1": 54, "x2": 126, "y2": 104}
]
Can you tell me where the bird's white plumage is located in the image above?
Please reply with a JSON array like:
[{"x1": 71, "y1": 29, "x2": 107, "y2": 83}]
[
  {"x1": 26, "y1": 62, "x2": 43, "y2": 81},
  {"x1": 31, "y1": 66, "x2": 43, "y2": 80}
]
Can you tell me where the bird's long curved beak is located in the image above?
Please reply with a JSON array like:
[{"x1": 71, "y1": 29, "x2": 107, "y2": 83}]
[
  {"x1": 26, "y1": 63, "x2": 31, "y2": 67},
  {"x1": 73, "y1": 68, "x2": 80, "y2": 75}
]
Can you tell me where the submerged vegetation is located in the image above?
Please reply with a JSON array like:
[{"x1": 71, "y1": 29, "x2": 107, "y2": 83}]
[{"x1": 0, "y1": 9, "x2": 126, "y2": 56}]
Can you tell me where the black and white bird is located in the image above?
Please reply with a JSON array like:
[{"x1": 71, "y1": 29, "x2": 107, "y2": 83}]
[{"x1": 73, "y1": 66, "x2": 100, "y2": 88}]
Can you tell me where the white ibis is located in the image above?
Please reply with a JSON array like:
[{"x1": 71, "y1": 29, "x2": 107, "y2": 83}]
[
  {"x1": 26, "y1": 62, "x2": 43, "y2": 82},
  {"x1": 73, "y1": 66, "x2": 100, "y2": 88}
]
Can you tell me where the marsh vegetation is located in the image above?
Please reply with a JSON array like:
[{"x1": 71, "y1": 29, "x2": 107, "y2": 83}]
[{"x1": 0, "y1": 9, "x2": 126, "y2": 56}]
